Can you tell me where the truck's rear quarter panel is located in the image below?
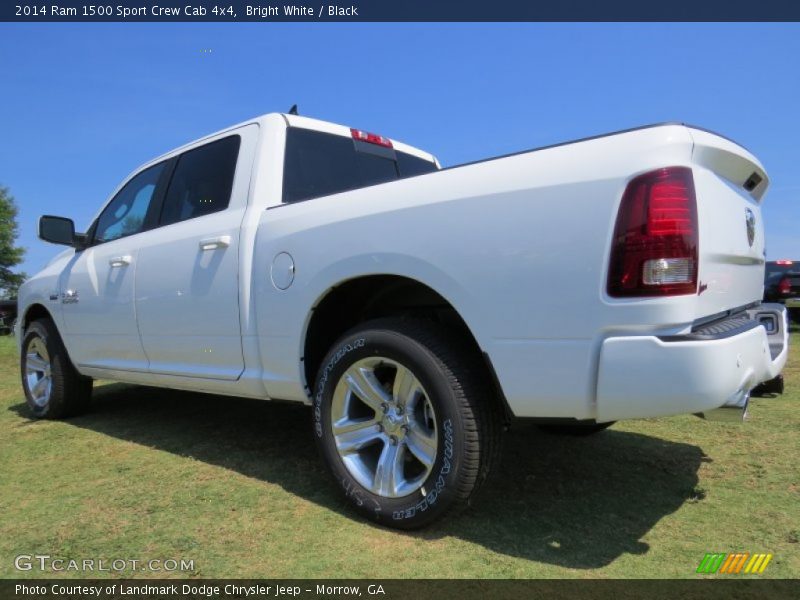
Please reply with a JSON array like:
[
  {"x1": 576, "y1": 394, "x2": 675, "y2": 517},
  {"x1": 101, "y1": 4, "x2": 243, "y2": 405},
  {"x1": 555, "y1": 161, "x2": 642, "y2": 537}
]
[
  {"x1": 257, "y1": 125, "x2": 700, "y2": 416},
  {"x1": 254, "y1": 122, "x2": 782, "y2": 421}
]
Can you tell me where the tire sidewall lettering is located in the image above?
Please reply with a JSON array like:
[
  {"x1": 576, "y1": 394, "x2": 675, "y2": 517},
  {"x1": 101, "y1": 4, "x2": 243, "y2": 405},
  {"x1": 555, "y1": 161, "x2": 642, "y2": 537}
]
[
  {"x1": 392, "y1": 417, "x2": 453, "y2": 521},
  {"x1": 313, "y1": 337, "x2": 365, "y2": 438}
]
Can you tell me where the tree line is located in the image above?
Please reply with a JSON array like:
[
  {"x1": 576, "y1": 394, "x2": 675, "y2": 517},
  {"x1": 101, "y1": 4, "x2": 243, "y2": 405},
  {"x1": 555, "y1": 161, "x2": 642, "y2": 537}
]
[{"x1": 0, "y1": 185, "x2": 26, "y2": 300}]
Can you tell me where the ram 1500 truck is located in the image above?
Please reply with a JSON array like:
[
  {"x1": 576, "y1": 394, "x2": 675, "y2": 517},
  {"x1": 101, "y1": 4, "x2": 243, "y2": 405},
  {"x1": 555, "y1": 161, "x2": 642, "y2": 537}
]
[{"x1": 18, "y1": 113, "x2": 789, "y2": 528}]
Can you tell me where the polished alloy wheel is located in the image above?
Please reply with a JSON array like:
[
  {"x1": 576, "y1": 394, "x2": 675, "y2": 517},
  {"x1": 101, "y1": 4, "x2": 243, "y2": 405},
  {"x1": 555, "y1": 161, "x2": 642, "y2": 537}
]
[
  {"x1": 330, "y1": 357, "x2": 438, "y2": 498},
  {"x1": 25, "y1": 336, "x2": 52, "y2": 408}
]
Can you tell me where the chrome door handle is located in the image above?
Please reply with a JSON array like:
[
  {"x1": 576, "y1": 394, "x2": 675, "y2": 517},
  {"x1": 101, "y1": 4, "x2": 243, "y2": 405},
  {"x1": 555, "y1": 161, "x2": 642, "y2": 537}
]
[
  {"x1": 109, "y1": 255, "x2": 132, "y2": 268},
  {"x1": 199, "y1": 235, "x2": 231, "y2": 251}
]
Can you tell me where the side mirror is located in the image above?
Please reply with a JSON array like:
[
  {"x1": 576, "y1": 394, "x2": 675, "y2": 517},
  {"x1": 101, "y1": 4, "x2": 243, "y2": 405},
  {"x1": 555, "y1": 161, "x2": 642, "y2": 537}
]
[{"x1": 39, "y1": 215, "x2": 86, "y2": 248}]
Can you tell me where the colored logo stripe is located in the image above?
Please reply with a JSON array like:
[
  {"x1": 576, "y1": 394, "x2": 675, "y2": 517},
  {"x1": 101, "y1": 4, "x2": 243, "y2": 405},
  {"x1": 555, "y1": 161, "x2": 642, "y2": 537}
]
[
  {"x1": 721, "y1": 553, "x2": 750, "y2": 574},
  {"x1": 697, "y1": 553, "x2": 773, "y2": 574},
  {"x1": 744, "y1": 553, "x2": 773, "y2": 574},
  {"x1": 697, "y1": 553, "x2": 726, "y2": 573}
]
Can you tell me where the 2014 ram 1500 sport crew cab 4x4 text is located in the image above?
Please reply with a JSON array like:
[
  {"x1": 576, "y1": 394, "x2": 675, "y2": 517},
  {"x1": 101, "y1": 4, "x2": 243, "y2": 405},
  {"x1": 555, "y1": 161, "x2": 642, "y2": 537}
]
[{"x1": 18, "y1": 113, "x2": 789, "y2": 528}]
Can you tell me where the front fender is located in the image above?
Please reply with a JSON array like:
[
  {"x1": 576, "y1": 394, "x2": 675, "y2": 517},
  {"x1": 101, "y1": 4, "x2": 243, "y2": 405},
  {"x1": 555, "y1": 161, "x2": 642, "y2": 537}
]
[{"x1": 16, "y1": 253, "x2": 73, "y2": 350}]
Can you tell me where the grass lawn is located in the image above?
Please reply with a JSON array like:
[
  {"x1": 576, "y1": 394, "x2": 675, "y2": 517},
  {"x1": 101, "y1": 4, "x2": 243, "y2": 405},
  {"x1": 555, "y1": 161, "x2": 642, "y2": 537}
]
[{"x1": 0, "y1": 327, "x2": 798, "y2": 579}]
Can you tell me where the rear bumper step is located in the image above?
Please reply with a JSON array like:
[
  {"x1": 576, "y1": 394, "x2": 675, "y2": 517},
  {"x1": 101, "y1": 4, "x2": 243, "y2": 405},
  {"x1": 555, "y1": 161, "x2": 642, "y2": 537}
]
[{"x1": 658, "y1": 311, "x2": 759, "y2": 342}]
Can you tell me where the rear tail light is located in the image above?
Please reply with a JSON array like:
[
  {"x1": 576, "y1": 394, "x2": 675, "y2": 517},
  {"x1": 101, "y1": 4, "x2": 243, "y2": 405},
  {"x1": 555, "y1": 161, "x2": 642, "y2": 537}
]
[
  {"x1": 608, "y1": 167, "x2": 698, "y2": 297},
  {"x1": 776, "y1": 259, "x2": 794, "y2": 265},
  {"x1": 778, "y1": 277, "x2": 791, "y2": 295}
]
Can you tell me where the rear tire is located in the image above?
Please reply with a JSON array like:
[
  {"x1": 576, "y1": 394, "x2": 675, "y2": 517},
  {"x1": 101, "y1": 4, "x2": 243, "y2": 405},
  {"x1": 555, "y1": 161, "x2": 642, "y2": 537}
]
[
  {"x1": 21, "y1": 318, "x2": 92, "y2": 419},
  {"x1": 537, "y1": 422, "x2": 614, "y2": 436},
  {"x1": 312, "y1": 317, "x2": 502, "y2": 529}
]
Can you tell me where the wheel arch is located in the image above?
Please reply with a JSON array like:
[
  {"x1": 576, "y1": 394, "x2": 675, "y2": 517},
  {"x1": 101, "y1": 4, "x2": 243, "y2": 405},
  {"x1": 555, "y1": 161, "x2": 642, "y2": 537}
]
[
  {"x1": 302, "y1": 274, "x2": 493, "y2": 399},
  {"x1": 21, "y1": 303, "x2": 55, "y2": 334},
  {"x1": 19, "y1": 303, "x2": 77, "y2": 367}
]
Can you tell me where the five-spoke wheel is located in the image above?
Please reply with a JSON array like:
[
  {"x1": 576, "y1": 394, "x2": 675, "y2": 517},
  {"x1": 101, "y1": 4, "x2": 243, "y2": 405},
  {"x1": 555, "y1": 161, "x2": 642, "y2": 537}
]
[
  {"x1": 331, "y1": 357, "x2": 438, "y2": 498},
  {"x1": 21, "y1": 318, "x2": 92, "y2": 418},
  {"x1": 24, "y1": 335, "x2": 52, "y2": 408}
]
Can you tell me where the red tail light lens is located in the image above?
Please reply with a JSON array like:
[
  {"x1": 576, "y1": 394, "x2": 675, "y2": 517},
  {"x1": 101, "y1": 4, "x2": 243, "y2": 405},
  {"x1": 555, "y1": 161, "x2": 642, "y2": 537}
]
[
  {"x1": 608, "y1": 167, "x2": 698, "y2": 297},
  {"x1": 778, "y1": 277, "x2": 791, "y2": 295}
]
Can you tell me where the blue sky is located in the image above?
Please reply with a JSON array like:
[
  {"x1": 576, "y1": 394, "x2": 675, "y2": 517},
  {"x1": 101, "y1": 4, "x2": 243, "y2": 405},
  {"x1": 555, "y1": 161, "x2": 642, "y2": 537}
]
[{"x1": 1, "y1": 23, "x2": 798, "y2": 276}]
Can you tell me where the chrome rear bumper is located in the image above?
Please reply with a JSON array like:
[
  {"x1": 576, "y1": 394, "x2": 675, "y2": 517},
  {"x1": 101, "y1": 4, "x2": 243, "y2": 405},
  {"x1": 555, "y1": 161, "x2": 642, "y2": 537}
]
[{"x1": 696, "y1": 389, "x2": 750, "y2": 422}]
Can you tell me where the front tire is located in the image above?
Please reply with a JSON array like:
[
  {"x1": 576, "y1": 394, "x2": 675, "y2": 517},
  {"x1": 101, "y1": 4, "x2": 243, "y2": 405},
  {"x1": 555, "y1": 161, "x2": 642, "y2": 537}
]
[
  {"x1": 21, "y1": 318, "x2": 92, "y2": 419},
  {"x1": 313, "y1": 318, "x2": 501, "y2": 529}
]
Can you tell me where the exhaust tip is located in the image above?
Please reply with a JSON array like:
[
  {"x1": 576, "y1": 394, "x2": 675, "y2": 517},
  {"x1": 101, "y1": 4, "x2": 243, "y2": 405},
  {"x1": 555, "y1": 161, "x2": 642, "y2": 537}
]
[{"x1": 697, "y1": 391, "x2": 750, "y2": 423}]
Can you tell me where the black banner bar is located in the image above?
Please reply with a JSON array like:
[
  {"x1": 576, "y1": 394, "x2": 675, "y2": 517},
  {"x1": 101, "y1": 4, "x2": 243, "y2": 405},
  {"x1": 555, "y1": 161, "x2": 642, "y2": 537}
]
[
  {"x1": 3, "y1": 1, "x2": 800, "y2": 22},
  {"x1": 2, "y1": 579, "x2": 799, "y2": 600}
]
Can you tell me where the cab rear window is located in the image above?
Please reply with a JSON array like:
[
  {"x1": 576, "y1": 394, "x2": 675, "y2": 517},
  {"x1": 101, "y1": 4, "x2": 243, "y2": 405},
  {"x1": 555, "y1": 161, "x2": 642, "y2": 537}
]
[{"x1": 282, "y1": 127, "x2": 437, "y2": 203}]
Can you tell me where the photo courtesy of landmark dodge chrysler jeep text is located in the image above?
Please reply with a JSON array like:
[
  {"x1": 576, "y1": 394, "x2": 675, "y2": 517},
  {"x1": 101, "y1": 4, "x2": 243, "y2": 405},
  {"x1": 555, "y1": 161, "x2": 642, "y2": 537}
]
[{"x1": 18, "y1": 113, "x2": 789, "y2": 528}]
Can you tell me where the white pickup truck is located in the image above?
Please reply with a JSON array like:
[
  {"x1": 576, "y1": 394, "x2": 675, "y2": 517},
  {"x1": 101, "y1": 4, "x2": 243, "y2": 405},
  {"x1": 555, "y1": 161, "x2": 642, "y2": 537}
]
[{"x1": 18, "y1": 113, "x2": 789, "y2": 528}]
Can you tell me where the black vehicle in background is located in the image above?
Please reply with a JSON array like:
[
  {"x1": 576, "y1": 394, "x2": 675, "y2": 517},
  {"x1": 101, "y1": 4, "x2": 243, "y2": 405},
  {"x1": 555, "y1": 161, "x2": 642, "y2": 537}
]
[
  {"x1": 764, "y1": 260, "x2": 800, "y2": 305},
  {"x1": 752, "y1": 260, "x2": 796, "y2": 397},
  {"x1": 0, "y1": 299, "x2": 17, "y2": 335}
]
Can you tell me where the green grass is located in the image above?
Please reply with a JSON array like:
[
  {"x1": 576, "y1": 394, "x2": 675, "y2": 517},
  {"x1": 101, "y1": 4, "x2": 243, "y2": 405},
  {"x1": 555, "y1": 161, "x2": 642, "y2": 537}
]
[{"x1": 0, "y1": 328, "x2": 798, "y2": 579}]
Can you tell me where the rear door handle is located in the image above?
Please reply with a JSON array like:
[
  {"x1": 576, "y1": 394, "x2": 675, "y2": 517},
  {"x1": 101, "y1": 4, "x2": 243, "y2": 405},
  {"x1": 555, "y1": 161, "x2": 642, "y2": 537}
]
[
  {"x1": 109, "y1": 255, "x2": 132, "y2": 268},
  {"x1": 199, "y1": 235, "x2": 231, "y2": 251}
]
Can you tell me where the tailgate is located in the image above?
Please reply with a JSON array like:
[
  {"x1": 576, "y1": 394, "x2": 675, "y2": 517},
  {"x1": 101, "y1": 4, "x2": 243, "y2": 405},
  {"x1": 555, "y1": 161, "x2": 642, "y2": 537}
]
[{"x1": 689, "y1": 127, "x2": 769, "y2": 318}]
